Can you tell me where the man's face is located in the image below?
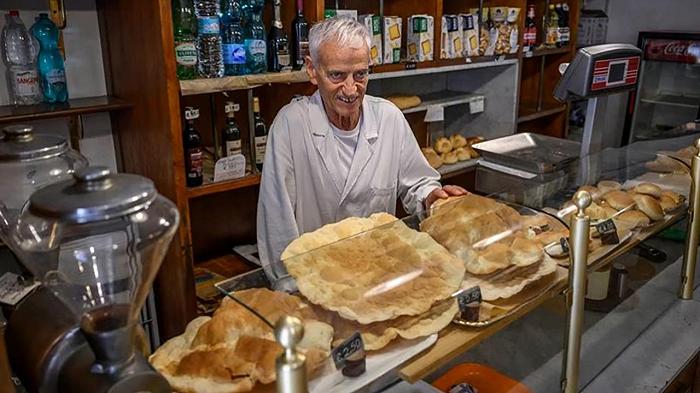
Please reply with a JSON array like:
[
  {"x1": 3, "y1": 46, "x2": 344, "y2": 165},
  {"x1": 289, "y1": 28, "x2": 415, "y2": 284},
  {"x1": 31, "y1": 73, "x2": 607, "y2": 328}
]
[{"x1": 307, "y1": 40, "x2": 370, "y2": 124}]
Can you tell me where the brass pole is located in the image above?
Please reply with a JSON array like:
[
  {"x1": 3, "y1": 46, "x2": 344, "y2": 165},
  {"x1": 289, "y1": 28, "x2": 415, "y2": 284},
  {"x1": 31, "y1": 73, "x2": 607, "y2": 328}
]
[
  {"x1": 680, "y1": 140, "x2": 700, "y2": 299},
  {"x1": 275, "y1": 316, "x2": 308, "y2": 393},
  {"x1": 561, "y1": 190, "x2": 591, "y2": 393}
]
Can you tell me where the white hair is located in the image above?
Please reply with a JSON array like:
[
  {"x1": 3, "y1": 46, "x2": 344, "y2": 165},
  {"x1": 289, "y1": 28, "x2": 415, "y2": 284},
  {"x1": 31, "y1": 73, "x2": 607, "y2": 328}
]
[{"x1": 309, "y1": 17, "x2": 372, "y2": 64}]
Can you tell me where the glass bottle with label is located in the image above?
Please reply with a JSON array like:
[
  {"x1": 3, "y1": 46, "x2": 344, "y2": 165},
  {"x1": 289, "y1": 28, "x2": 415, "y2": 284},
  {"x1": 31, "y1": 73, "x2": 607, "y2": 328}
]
[
  {"x1": 291, "y1": 0, "x2": 309, "y2": 70},
  {"x1": 558, "y1": 3, "x2": 570, "y2": 48},
  {"x1": 221, "y1": 0, "x2": 245, "y2": 76},
  {"x1": 252, "y1": 97, "x2": 267, "y2": 171},
  {"x1": 523, "y1": 4, "x2": 537, "y2": 54},
  {"x1": 172, "y1": 0, "x2": 197, "y2": 79},
  {"x1": 222, "y1": 101, "x2": 242, "y2": 157},
  {"x1": 184, "y1": 107, "x2": 203, "y2": 187},
  {"x1": 267, "y1": 0, "x2": 291, "y2": 72},
  {"x1": 242, "y1": 0, "x2": 267, "y2": 74},
  {"x1": 545, "y1": 4, "x2": 558, "y2": 48}
]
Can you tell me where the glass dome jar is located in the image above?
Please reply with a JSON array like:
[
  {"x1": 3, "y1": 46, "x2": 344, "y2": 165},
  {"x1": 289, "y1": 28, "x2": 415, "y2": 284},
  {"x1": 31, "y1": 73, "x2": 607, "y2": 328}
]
[
  {"x1": 10, "y1": 166, "x2": 179, "y2": 329},
  {"x1": 0, "y1": 124, "x2": 88, "y2": 241}
]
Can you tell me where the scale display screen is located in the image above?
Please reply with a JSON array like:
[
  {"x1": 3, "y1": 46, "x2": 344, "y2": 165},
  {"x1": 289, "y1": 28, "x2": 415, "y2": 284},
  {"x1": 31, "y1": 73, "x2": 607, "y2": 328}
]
[{"x1": 590, "y1": 56, "x2": 640, "y2": 91}]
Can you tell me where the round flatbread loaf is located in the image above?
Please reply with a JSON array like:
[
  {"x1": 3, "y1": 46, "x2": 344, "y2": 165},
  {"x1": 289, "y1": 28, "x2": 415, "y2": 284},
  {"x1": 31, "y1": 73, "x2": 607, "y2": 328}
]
[
  {"x1": 632, "y1": 194, "x2": 664, "y2": 221},
  {"x1": 598, "y1": 180, "x2": 622, "y2": 194},
  {"x1": 603, "y1": 190, "x2": 635, "y2": 210},
  {"x1": 632, "y1": 182, "x2": 662, "y2": 198},
  {"x1": 510, "y1": 237, "x2": 543, "y2": 267},
  {"x1": 614, "y1": 210, "x2": 650, "y2": 229},
  {"x1": 434, "y1": 137, "x2": 453, "y2": 154},
  {"x1": 387, "y1": 95, "x2": 421, "y2": 110},
  {"x1": 450, "y1": 134, "x2": 467, "y2": 148},
  {"x1": 453, "y1": 147, "x2": 471, "y2": 161},
  {"x1": 471, "y1": 243, "x2": 511, "y2": 275},
  {"x1": 441, "y1": 150, "x2": 458, "y2": 164}
]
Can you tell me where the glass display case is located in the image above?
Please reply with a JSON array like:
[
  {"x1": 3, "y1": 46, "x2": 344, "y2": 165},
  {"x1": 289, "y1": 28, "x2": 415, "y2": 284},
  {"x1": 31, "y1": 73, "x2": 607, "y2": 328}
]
[
  {"x1": 624, "y1": 31, "x2": 700, "y2": 143},
  {"x1": 149, "y1": 131, "x2": 700, "y2": 393}
]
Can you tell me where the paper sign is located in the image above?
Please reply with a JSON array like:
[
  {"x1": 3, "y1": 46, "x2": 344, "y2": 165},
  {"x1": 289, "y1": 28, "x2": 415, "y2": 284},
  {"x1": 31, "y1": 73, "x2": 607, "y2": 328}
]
[
  {"x1": 424, "y1": 104, "x2": 444, "y2": 122},
  {"x1": 0, "y1": 273, "x2": 39, "y2": 306},
  {"x1": 213, "y1": 154, "x2": 246, "y2": 182},
  {"x1": 469, "y1": 97, "x2": 485, "y2": 114}
]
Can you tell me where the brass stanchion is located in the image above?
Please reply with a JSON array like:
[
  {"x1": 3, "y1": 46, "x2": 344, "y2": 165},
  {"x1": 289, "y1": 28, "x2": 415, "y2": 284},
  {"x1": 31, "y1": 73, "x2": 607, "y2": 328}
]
[
  {"x1": 680, "y1": 140, "x2": 700, "y2": 300},
  {"x1": 275, "y1": 315, "x2": 308, "y2": 393},
  {"x1": 561, "y1": 191, "x2": 591, "y2": 393}
]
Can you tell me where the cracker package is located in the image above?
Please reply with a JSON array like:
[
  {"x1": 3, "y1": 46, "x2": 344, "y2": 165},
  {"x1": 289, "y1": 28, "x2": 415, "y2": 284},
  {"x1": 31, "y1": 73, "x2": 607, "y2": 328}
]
[
  {"x1": 473, "y1": 7, "x2": 496, "y2": 55},
  {"x1": 440, "y1": 15, "x2": 463, "y2": 59},
  {"x1": 359, "y1": 14, "x2": 383, "y2": 65},
  {"x1": 507, "y1": 7, "x2": 521, "y2": 54},
  {"x1": 407, "y1": 15, "x2": 434, "y2": 62},
  {"x1": 383, "y1": 16, "x2": 402, "y2": 64},
  {"x1": 494, "y1": 7, "x2": 520, "y2": 55},
  {"x1": 459, "y1": 13, "x2": 479, "y2": 57}
]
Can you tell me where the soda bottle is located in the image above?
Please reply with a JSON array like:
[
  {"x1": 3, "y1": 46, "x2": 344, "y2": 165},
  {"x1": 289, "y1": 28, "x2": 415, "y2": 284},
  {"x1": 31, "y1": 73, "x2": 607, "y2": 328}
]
[
  {"x1": 221, "y1": 0, "x2": 246, "y2": 76},
  {"x1": 31, "y1": 13, "x2": 68, "y2": 103},
  {"x1": 184, "y1": 107, "x2": 204, "y2": 187},
  {"x1": 172, "y1": 0, "x2": 198, "y2": 80},
  {"x1": 545, "y1": 4, "x2": 558, "y2": 48},
  {"x1": 523, "y1": 4, "x2": 537, "y2": 54},
  {"x1": 241, "y1": 0, "x2": 267, "y2": 74},
  {"x1": 1, "y1": 10, "x2": 42, "y2": 105},
  {"x1": 194, "y1": 0, "x2": 224, "y2": 78}
]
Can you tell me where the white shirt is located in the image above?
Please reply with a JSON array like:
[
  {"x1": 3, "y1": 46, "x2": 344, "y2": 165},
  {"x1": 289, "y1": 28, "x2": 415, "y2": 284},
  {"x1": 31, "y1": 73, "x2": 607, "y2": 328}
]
[
  {"x1": 256, "y1": 91, "x2": 441, "y2": 281},
  {"x1": 330, "y1": 116, "x2": 361, "y2": 187}
]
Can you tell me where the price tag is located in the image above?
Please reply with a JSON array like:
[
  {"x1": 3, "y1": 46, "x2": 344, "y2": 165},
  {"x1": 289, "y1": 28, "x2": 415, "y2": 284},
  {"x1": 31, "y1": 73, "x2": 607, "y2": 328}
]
[
  {"x1": 424, "y1": 105, "x2": 444, "y2": 122},
  {"x1": 457, "y1": 286, "x2": 481, "y2": 322},
  {"x1": 224, "y1": 102, "x2": 240, "y2": 114},
  {"x1": 469, "y1": 97, "x2": 485, "y2": 114},
  {"x1": 0, "y1": 273, "x2": 39, "y2": 306},
  {"x1": 332, "y1": 331, "x2": 364, "y2": 370},
  {"x1": 596, "y1": 219, "x2": 620, "y2": 245},
  {"x1": 213, "y1": 154, "x2": 246, "y2": 182},
  {"x1": 184, "y1": 108, "x2": 200, "y2": 120},
  {"x1": 404, "y1": 61, "x2": 418, "y2": 70}
]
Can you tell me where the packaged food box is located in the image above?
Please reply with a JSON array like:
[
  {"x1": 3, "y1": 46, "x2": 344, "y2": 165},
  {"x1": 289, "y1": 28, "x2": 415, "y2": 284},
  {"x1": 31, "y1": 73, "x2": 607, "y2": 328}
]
[
  {"x1": 407, "y1": 15, "x2": 434, "y2": 62},
  {"x1": 324, "y1": 9, "x2": 358, "y2": 20},
  {"x1": 383, "y1": 16, "x2": 402, "y2": 64},
  {"x1": 441, "y1": 15, "x2": 462, "y2": 59},
  {"x1": 359, "y1": 14, "x2": 383, "y2": 65},
  {"x1": 459, "y1": 13, "x2": 479, "y2": 57}
]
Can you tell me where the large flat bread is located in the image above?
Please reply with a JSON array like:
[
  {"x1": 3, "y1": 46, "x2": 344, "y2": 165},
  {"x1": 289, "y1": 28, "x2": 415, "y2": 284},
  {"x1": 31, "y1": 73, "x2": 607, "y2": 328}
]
[
  {"x1": 149, "y1": 289, "x2": 333, "y2": 393},
  {"x1": 282, "y1": 213, "x2": 397, "y2": 260},
  {"x1": 284, "y1": 218, "x2": 465, "y2": 324},
  {"x1": 311, "y1": 299, "x2": 458, "y2": 351},
  {"x1": 461, "y1": 254, "x2": 557, "y2": 301}
]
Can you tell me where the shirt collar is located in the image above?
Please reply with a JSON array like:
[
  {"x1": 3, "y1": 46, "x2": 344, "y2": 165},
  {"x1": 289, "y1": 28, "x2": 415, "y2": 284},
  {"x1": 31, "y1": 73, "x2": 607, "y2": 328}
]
[{"x1": 309, "y1": 91, "x2": 378, "y2": 141}]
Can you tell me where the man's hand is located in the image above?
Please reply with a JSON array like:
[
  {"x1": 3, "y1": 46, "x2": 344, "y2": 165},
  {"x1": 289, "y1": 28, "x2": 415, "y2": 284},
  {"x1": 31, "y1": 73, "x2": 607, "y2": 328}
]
[{"x1": 424, "y1": 185, "x2": 469, "y2": 209}]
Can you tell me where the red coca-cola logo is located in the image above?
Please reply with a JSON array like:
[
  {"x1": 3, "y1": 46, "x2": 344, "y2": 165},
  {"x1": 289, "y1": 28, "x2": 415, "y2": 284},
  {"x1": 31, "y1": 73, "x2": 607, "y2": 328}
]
[
  {"x1": 663, "y1": 42, "x2": 688, "y2": 56},
  {"x1": 645, "y1": 39, "x2": 700, "y2": 63}
]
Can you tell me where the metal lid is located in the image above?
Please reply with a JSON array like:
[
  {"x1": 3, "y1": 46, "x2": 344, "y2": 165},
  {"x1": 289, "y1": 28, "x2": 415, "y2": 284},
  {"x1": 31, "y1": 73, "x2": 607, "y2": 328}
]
[
  {"x1": 0, "y1": 125, "x2": 68, "y2": 161},
  {"x1": 28, "y1": 166, "x2": 157, "y2": 224}
]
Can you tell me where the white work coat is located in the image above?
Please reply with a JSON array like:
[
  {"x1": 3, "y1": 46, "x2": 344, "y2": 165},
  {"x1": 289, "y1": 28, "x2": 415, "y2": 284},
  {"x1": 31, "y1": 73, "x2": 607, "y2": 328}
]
[{"x1": 256, "y1": 91, "x2": 441, "y2": 280}]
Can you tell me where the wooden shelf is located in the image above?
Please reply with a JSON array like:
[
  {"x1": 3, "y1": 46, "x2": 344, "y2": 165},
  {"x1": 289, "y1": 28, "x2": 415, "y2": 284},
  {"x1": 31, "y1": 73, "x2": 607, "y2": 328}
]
[
  {"x1": 179, "y1": 71, "x2": 310, "y2": 96},
  {"x1": 0, "y1": 96, "x2": 132, "y2": 124},
  {"x1": 525, "y1": 46, "x2": 572, "y2": 58},
  {"x1": 186, "y1": 173, "x2": 261, "y2": 199},
  {"x1": 517, "y1": 104, "x2": 567, "y2": 123}
]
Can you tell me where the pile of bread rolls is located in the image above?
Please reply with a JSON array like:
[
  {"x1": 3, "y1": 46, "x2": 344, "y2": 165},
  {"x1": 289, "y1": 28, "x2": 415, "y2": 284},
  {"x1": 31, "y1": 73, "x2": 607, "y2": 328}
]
[{"x1": 422, "y1": 134, "x2": 484, "y2": 169}]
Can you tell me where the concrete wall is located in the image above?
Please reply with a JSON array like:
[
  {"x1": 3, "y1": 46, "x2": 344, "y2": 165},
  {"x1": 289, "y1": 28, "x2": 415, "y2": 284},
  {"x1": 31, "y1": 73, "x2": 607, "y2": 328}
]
[
  {"x1": 0, "y1": 0, "x2": 117, "y2": 169},
  {"x1": 582, "y1": 0, "x2": 700, "y2": 147}
]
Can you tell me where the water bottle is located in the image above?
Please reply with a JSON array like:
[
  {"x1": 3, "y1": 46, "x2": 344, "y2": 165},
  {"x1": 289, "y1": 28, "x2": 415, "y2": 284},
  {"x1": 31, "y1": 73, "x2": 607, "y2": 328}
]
[
  {"x1": 194, "y1": 0, "x2": 224, "y2": 78},
  {"x1": 31, "y1": 13, "x2": 68, "y2": 103},
  {"x1": 241, "y1": 0, "x2": 267, "y2": 74},
  {"x1": 221, "y1": 0, "x2": 246, "y2": 76},
  {"x1": 1, "y1": 10, "x2": 42, "y2": 105}
]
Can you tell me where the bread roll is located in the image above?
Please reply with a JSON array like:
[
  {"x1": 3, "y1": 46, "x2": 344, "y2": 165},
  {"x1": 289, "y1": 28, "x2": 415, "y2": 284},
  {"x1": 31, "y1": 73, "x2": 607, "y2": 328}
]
[
  {"x1": 422, "y1": 147, "x2": 443, "y2": 169},
  {"x1": 453, "y1": 147, "x2": 471, "y2": 161},
  {"x1": 661, "y1": 190, "x2": 684, "y2": 205},
  {"x1": 645, "y1": 155, "x2": 687, "y2": 174},
  {"x1": 387, "y1": 95, "x2": 421, "y2": 110},
  {"x1": 465, "y1": 136, "x2": 485, "y2": 146},
  {"x1": 632, "y1": 194, "x2": 664, "y2": 221},
  {"x1": 614, "y1": 210, "x2": 650, "y2": 229},
  {"x1": 597, "y1": 180, "x2": 622, "y2": 194},
  {"x1": 450, "y1": 134, "x2": 467, "y2": 148},
  {"x1": 659, "y1": 195, "x2": 677, "y2": 213},
  {"x1": 434, "y1": 137, "x2": 453, "y2": 154},
  {"x1": 603, "y1": 190, "x2": 635, "y2": 210},
  {"x1": 441, "y1": 150, "x2": 458, "y2": 164},
  {"x1": 632, "y1": 182, "x2": 662, "y2": 198}
]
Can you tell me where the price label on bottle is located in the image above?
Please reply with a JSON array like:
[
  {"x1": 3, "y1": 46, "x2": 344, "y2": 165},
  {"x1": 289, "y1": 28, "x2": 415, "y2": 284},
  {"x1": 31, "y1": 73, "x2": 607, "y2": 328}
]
[
  {"x1": 469, "y1": 97, "x2": 485, "y2": 114},
  {"x1": 331, "y1": 331, "x2": 364, "y2": 370},
  {"x1": 224, "y1": 103, "x2": 240, "y2": 114},
  {"x1": 185, "y1": 108, "x2": 200, "y2": 120},
  {"x1": 214, "y1": 154, "x2": 246, "y2": 182}
]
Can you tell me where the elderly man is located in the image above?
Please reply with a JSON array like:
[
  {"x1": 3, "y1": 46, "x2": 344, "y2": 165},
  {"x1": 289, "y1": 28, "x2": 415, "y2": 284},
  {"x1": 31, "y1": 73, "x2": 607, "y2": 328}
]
[{"x1": 257, "y1": 17, "x2": 467, "y2": 280}]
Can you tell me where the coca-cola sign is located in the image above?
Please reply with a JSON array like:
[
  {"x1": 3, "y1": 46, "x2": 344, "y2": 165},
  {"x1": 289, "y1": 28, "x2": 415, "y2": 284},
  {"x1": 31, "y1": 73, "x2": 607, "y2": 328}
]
[{"x1": 644, "y1": 39, "x2": 700, "y2": 63}]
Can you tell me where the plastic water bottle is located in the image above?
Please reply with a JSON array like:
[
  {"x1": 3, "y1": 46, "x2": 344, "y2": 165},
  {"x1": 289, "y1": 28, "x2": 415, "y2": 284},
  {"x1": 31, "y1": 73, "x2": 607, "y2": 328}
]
[
  {"x1": 1, "y1": 10, "x2": 42, "y2": 105},
  {"x1": 221, "y1": 0, "x2": 246, "y2": 76},
  {"x1": 31, "y1": 13, "x2": 68, "y2": 103},
  {"x1": 194, "y1": 0, "x2": 224, "y2": 78},
  {"x1": 241, "y1": 0, "x2": 267, "y2": 74}
]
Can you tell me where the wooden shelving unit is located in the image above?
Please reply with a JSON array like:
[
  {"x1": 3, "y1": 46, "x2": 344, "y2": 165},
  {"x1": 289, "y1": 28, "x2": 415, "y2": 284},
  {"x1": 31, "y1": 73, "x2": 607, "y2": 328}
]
[
  {"x1": 0, "y1": 96, "x2": 132, "y2": 123},
  {"x1": 517, "y1": 103, "x2": 567, "y2": 123},
  {"x1": 186, "y1": 174, "x2": 261, "y2": 199}
]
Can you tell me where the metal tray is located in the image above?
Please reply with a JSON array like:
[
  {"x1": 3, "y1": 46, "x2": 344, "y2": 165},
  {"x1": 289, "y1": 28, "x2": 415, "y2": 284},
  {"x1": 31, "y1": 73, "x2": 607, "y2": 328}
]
[{"x1": 473, "y1": 133, "x2": 581, "y2": 174}]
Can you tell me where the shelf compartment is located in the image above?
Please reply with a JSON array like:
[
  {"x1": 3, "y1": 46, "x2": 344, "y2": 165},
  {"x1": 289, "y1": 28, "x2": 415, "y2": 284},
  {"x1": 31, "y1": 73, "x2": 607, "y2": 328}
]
[
  {"x1": 525, "y1": 46, "x2": 572, "y2": 58},
  {"x1": 639, "y1": 94, "x2": 700, "y2": 109},
  {"x1": 186, "y1": 173, "x2": 261, "y2": 199},
  {"x1": 401, "y1": 91, "x2": 485, "y2": 115},
  {"x1": 517, "y1": 104, "x2": 567, "y2": 123},
  {"x1": 0, "y1": 96, "x2": 132, "y2": 124},
  {"x1": 370, "y1": 55, "x2": 519, "y2": 81},
  {"x1": 179, "y1": 71, "x2": 310, "y2": 96}
]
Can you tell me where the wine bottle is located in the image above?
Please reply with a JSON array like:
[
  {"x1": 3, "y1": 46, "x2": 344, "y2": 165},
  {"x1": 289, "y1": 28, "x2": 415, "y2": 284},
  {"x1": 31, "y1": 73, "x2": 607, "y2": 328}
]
[
  {"x1": 183, "y1": 107, "x2": 203, "y2": 187},
  {"x1": 222, "y1": 102, "x2": 242, "y2": 157},
  {"x1": 268, "y1": 0, "x2": 292, "y2": 72},
  {"x1": 291, "y1": 0, "x2": 309, "y2": 70},
  {"x1": 253, "y1": 97, "x2": 268, "y2": 171}
]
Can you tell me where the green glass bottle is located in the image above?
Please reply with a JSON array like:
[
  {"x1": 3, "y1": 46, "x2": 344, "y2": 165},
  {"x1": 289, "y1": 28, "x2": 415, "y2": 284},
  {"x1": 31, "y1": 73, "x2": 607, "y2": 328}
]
[{"x1": 172, "y1": 0, "x2": 198, "y2": 80}]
